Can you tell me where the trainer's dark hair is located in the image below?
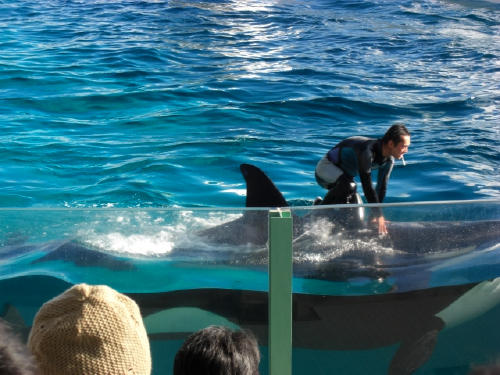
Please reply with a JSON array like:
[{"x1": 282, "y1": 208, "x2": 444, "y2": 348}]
[
  {"x1": 174, "y1": 326, "x2": 260, "y2": 375},
  {"x1": 382, "y1": 123, "x2": 410, "y2": 145},
  {"x1": 0, "y1": 319, "x2": 38, "y2": 375}
]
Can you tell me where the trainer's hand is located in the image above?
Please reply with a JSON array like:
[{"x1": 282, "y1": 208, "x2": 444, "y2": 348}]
[{"x1": 372, "y1": 216, "x2": 388, "y2": 236}]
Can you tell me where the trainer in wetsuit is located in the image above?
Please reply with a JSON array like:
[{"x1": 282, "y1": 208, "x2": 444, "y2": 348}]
[{"x1": 315, "y1": 124, "x2": 410, "y2": 235}]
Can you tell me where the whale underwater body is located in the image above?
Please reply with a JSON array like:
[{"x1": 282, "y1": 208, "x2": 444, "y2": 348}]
[
  {"x1": 2, "y1": 274, "x2": 500, "y2": 375},
  {"x1": 133, "y1": 277, "x2": 500, "y2": 375}
]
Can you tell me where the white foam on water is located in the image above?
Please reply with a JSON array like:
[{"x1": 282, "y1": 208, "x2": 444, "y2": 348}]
[
  {"x1": 77, "y1": 211, "x2": 243, "y2": 257},
  {"x1": 439, "y1": 25, "x2": 491, "y2": 40},
  {"x1": 292, "y1": 218, "x2": 396, "y2": 263},
  {"x1": 85, "y1": 230, "x2": 177, "y2": 256}
]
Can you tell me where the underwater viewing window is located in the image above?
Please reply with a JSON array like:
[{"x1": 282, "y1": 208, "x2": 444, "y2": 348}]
[{"x1": 0, "y1": 199, "x2": 499, "y2": 375}]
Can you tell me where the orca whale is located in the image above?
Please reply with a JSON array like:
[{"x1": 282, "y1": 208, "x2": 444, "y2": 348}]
[
  {"x1": 134, "y1": 276, "x2": 500, "y2": 374},
  {"x1": 3, "y1": 275, "x2": 500, "y2": 375},
  {"x1": 132, "y1": 279, "x2": 500, "y2": 375}
]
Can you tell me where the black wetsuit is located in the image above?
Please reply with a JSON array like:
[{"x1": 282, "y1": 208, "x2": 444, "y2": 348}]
[{"x1": 323, "y1": 137, "x2": 393, "y2": 215}]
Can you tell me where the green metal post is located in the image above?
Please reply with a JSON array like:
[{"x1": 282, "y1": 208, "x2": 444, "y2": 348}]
[{"x1": 268, "y1": 209, "x2": 293, "y2": 375}]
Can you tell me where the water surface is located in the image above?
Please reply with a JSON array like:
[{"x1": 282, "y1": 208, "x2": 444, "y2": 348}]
[{"x1": 0, "y1": 0, "x2": 498, "y2": 208}]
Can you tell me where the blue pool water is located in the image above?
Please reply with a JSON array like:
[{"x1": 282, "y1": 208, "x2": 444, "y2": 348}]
[
  {"x1": 0, "y1": 0, "x2": 499, "y2": 208},
  {"x1": 1, "y1": 1, "x2": 500, "y2": 374}
]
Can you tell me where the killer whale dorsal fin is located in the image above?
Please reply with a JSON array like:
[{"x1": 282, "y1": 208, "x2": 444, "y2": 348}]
[{"x1": 240, "y1": 164, "x2": 288, "y2": 208}]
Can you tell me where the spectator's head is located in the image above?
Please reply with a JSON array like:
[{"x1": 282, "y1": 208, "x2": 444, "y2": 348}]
[
  {"x1": 0, "y1": 318, "x2": 38, "y2": 375},
  {"x1": 28, "y1": 284, "x2": 151, "y2": 375},
  {"x1": 174, "y1": 325, "x2": 260, "y2": 375}
]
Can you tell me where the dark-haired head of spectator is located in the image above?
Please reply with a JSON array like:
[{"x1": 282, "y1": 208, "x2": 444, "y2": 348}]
[{"x1": 174, "y1": 325, "x2": 260, "y2": 375}]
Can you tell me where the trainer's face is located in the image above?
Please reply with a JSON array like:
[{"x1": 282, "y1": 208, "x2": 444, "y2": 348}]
[{"x1": 391, "y1": 135, "x2": 410, "y2": 159}]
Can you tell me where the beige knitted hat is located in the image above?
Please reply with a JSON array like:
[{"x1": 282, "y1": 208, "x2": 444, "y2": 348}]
[{"x1": 28, "y1": 284, "x2": 151, "y2": 375}]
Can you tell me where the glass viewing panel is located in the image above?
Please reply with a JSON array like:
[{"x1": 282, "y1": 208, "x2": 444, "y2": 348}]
[
  {"x1": 289, "y1": 200, "x2": 500, "y2": 375},
  {"x1": 1, "y1": 201, "x2": 499, "y2": 375},
  {"x1": 0, "y1": 207, "x2": 271, "y2": 375}
]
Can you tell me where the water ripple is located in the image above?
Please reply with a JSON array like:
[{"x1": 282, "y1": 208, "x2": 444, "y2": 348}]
[{"x1": 0, "y1": 0, "x2": 498, "y2": 207}]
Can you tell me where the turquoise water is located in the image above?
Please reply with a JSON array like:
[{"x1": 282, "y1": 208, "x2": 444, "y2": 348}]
[
  {"x1": 1, "y1": 0, "x2": 500, "y2": 374},
  {"x1": 0, "y1": 0, "x2": 499, "y2": 208}
]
